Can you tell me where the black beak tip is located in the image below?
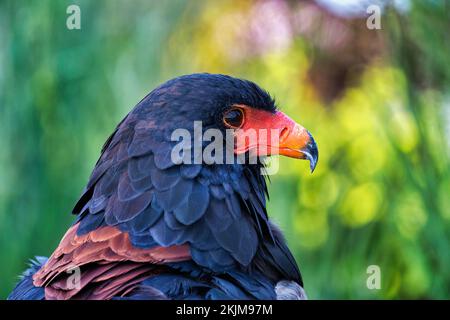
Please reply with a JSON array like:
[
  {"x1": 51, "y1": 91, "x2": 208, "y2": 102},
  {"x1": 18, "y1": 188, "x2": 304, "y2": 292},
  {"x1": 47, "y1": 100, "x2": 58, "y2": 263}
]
[
  {"x1": 302, "y1": 131, "x2": 318, "y2": 173},
  {"x1": 309, "y1": 158, "x2": 317, "y2": 173}
]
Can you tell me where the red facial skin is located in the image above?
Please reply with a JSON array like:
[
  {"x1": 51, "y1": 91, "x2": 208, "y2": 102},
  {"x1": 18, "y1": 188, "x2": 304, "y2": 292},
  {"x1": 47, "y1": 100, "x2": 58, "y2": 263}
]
[{"x1": 232, "y1": 105, "x2": 313, "y2": 160}]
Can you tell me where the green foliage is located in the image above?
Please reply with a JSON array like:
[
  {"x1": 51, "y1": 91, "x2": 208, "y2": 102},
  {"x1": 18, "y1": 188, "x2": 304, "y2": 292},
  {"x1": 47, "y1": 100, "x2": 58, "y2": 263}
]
[{"x1": 0, "y1": 0, "x2": 448, "y2": 299}]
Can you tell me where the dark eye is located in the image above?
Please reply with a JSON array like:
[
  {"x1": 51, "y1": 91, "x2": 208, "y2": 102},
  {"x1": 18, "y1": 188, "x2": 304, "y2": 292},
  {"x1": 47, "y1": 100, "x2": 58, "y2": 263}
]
[{"x1": 223, "y1": 108, "x2": 244, "y2": 128}]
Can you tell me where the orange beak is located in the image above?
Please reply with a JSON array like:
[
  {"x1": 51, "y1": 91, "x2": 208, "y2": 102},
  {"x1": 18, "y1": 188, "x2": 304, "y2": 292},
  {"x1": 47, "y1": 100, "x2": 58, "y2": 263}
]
[{"x1": 234, "y1": 108, "x2": 318, "y2": 172}]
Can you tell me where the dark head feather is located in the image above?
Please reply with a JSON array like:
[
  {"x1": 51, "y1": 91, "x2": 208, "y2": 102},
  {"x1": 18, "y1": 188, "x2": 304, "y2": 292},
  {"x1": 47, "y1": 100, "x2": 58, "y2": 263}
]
[{"x1": 72, "y1": 73, "x2": 302, "y2": 286}]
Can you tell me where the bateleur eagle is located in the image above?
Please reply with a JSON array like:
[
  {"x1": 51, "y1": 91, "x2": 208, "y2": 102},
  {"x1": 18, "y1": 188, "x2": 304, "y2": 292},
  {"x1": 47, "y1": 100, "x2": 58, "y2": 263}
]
[{"x1": 8, "y1": 73, "x2": 318, "y2": 300}]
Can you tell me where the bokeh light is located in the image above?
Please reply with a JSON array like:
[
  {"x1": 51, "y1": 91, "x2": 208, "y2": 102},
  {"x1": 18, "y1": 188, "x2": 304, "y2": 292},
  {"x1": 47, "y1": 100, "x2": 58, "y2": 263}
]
[{"x1": 0, "y1": 0, "x2": 449, "y2": 299}]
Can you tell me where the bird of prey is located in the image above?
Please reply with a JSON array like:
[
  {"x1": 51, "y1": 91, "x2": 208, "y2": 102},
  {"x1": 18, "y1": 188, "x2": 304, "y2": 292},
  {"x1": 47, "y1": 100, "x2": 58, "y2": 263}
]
[{"x1": 8, "y1": 74, "x2": 318, "y2": 300}]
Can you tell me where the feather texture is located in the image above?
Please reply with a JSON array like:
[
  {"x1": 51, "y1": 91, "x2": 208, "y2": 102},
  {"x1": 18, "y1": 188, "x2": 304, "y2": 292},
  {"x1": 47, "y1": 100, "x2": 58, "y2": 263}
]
[{"x1": 10, "y1": 74, "x2": 304, "y2": 300}]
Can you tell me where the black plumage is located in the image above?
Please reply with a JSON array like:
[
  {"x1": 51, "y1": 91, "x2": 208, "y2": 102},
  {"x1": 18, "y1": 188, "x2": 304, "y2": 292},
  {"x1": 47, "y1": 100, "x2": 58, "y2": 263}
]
[{"x1": 9, "y1": 73, "x2": 312, "y2": 300}]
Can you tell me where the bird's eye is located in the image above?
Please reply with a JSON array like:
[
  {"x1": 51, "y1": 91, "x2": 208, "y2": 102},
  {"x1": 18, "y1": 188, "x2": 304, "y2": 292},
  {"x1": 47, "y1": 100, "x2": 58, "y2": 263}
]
[{"x1": 223, "y1": 108, "x2": 244, "y2": 128}]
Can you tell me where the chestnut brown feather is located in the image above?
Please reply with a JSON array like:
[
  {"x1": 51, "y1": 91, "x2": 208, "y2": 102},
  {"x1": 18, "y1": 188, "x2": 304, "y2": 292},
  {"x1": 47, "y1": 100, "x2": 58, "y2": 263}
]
[{"x1": 32, "y1": 223, "x2": 190, "y2": 299}]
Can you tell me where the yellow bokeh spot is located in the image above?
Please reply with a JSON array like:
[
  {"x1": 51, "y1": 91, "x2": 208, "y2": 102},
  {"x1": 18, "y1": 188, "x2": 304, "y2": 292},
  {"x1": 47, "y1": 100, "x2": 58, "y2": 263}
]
[
  {"x1": 340, "y1": 182, "x2": 382, "y2": 227},
  {"x1": 298, "y1": 171, "x2": 339, "y2": 210},
  {"x1": 348, "y1": 133, "x2": 388, "y2": 179},
  {"x1": 294, "y1": 209, "x2": 328, "y2": 250},
  {"x1": 394, "y1": 192, "x2": 428, "y2": 239},
  {"x1": 388, "y1": 102, "x2": 419, "y2": 153},
  {"x1": 335, "y1": 89, "x2": 374, "y2": 137}
]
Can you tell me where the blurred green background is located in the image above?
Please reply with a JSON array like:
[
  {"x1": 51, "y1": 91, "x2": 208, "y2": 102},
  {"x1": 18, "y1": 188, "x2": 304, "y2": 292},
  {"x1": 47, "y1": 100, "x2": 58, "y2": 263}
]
[{"x1": 0, "y1": 0, "x2": 449, "y2": 299}]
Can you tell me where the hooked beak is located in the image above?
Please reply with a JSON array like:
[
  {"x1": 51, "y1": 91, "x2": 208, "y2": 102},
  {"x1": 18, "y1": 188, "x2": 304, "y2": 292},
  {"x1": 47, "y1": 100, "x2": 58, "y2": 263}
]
[
  {"x1": 279, "y1": 126, "x2": 318, "y2": 173},
  {"x1": 234, "y1": 107, "x2": 319, "y2": 173}
]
